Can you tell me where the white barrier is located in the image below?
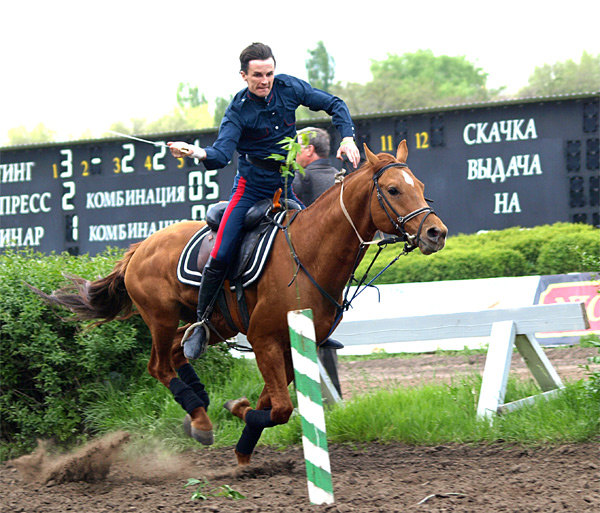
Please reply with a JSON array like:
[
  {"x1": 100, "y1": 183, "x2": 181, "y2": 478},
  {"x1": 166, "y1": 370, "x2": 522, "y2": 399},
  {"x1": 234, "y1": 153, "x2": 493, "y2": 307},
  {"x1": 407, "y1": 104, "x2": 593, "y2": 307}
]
[
  {"x1": 334, "y1": 302, "x2": 589, "y2": 418},
  {"x1": 235, "y1": 274, "x2": 598, "y2": 357}
]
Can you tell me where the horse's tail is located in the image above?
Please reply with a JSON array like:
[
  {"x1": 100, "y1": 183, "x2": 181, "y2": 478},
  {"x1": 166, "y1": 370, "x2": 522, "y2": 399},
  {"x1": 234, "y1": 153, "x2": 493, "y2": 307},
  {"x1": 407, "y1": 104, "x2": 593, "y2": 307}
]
[{"x1": 28, "y1": 243, "x2": 141, "y2": 325}]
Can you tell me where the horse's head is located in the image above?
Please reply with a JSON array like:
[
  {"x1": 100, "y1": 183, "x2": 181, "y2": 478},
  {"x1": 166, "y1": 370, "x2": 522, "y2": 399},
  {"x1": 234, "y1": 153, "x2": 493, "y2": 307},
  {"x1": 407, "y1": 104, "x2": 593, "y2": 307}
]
[{"x1": 364, "y1": 141, "x2": 447, "y2": 255}]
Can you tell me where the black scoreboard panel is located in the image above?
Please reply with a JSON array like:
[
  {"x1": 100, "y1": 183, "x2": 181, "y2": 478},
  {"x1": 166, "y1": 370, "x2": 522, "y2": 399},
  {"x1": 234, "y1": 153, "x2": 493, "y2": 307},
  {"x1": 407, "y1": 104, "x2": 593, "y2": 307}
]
[
  {"x1": 0, "y1": 132, "x2": 237, "y2": 255},
  {"x1": 1, "y1": 94, "x2": 598, "y2": 255},
  {"x1": 332, "y1": 95, "x2": 599, "y2": 235}
]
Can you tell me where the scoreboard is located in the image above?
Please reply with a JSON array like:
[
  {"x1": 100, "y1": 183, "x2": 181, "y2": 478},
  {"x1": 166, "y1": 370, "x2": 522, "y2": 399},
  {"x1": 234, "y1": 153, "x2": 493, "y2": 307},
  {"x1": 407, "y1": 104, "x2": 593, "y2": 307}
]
[
  {"x1": 0, "y1": 131, "x2": 237, "y2": 255},
  {"x1": 1, "y1": 93, "x2": 598, "y2": 255}
]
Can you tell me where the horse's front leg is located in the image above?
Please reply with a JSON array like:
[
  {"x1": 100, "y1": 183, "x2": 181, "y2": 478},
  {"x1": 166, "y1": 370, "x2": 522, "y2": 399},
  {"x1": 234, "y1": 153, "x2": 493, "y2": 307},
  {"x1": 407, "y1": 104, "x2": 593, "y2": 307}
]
[
  {"x1": 226, "y1": 340, "x2": 294, "y2": 466},
  {"x1": 146, "y1": 317, "x2": 213, "y2": 445},
  {"x1": 171, "y1": 328, "x2": 213, "y2": 444},
  {"x1": 225, "y1": 385, "x2": 271, "y2": 465}
]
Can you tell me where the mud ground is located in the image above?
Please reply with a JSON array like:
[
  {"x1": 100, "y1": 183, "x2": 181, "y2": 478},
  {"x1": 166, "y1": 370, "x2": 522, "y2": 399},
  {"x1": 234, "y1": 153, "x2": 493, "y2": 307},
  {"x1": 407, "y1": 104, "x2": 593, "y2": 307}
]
[
  {"x1": 2, "y1": 345, "x2": 599, "y2": 513},
  {"x1": 338, "y1": 345, "x2": 599, "y2": 395}
]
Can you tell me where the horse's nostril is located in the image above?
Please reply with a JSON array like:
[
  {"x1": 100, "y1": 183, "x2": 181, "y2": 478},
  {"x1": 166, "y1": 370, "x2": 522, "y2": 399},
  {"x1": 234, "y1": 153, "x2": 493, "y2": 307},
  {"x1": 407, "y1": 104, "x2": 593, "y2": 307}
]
[{"x1": 427, "y1": 227, "x2": 440, "y2": 241}]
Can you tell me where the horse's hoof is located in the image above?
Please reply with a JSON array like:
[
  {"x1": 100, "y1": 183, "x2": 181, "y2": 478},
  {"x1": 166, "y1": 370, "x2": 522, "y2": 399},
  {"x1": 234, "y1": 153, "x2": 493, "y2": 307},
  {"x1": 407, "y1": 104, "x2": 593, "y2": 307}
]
[
  {"x1": 191, "y1": 427, "x2": 214, "y2": 446},
  {"x1": 223, "y1": 397, "x2": 251, "y2": 420},
  {"x1": 234, "y1": 449, "x2": 252, "y2": 466},
  {"x1": 183, "y1": 414, "x2": 192, "y2": 437},
  {"x1": 182, "y1": 414, "x2": 214, "y2": 445}
]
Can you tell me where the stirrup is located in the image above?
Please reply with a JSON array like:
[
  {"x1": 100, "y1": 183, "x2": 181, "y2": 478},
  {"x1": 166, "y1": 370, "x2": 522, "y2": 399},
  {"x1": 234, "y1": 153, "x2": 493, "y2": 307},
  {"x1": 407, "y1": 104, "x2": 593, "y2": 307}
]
[{"x1": 181, "y1": 321, "x2": 211, "y2": 345}]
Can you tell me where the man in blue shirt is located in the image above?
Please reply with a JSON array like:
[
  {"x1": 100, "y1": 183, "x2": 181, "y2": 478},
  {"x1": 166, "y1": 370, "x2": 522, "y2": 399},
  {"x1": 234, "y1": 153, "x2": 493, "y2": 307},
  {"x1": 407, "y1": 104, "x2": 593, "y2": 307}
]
[{"x1": 169, "y1": 42, "x2": 360, "y2": 359}]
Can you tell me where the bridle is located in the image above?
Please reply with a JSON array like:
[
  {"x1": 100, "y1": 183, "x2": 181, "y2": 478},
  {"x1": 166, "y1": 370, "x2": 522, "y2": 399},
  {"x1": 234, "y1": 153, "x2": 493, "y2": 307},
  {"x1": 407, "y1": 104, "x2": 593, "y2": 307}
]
[
  {"x1": 340, "y1": 161, "x2": 437, "y2": 253},
  {"x1": 372, "y1": 162, "x2": 437, "y2": 251}
]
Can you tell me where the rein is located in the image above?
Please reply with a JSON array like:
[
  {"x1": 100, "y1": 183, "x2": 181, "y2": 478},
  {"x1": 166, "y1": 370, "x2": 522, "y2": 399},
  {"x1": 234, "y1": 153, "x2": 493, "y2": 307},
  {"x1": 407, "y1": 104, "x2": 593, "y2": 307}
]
[{"x1": 281, "y1": 161, "x2": 437, "y2": 344}]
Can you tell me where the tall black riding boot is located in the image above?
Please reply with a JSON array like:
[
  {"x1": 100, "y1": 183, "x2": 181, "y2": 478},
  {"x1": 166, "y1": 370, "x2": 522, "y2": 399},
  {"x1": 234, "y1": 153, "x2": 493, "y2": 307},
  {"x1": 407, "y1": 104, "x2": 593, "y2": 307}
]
[{"x1": 182, "y1": 257, "x2": 227, "y2": 360}]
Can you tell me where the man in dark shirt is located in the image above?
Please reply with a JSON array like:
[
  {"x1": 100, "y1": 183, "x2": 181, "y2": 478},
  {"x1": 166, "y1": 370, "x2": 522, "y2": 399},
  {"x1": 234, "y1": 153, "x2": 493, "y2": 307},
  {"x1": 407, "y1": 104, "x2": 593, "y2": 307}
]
[
  {"x1": 168, "y1": 42, "x2": 359, "y2": 359},
  {"x1": 293, "y1": 127, "x2": 339, "y2": 206}
]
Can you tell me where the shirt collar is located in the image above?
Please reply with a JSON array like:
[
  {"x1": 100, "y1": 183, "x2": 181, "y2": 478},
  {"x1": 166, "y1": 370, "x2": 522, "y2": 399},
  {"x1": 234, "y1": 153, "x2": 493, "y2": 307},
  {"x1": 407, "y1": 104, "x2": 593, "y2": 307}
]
[{"x1": 245, "y1": 87, "x2": 275, "y2": 104}]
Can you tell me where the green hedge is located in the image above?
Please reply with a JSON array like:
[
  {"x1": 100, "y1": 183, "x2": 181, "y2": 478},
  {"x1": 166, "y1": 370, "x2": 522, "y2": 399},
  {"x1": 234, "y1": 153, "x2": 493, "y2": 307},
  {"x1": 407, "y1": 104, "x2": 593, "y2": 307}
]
[
  {"x1": 0, "y1": 248, "x2": 237, "y2": 456},
  {"x1": 0, "y1": 248, "x2": 152, "y2": 451},
  {"x1": 537, "y1": 232, "x2": 600, "y2": 275},
  {"x1": 358, "y1": 222, "x2": 599, "y2": 284}
]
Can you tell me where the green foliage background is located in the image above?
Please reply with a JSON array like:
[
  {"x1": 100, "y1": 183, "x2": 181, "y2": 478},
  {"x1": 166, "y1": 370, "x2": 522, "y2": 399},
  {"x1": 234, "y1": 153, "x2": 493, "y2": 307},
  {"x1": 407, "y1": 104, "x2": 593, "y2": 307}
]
[
  {"x1": 7, "y1": 47, "x2": 598, "y2": 146},
  {"x1": 356, "y1": 222, "x2": 599, "y2": 284},
  {"x1": 1, "y1": 223, "x2": 598, "y2": 456}
]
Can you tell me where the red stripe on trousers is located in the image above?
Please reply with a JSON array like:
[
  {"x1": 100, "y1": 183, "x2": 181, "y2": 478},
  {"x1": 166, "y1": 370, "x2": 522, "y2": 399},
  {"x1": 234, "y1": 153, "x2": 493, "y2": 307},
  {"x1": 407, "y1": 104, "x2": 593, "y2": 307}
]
[{"x1": 210, "y1": 176, "x2": 247, "y2": 260}]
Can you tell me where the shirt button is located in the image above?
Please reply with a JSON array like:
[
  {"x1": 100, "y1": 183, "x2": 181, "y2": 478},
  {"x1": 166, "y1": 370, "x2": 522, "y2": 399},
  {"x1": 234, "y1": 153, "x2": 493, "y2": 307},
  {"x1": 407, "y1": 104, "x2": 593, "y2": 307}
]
[{"x1": 275, "y1": 126, "x2": 279, "y2": 130}]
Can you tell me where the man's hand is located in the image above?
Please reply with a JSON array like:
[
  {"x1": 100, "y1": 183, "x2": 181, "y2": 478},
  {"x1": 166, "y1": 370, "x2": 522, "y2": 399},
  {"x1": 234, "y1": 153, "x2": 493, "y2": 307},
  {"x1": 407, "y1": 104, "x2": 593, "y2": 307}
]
[
  {"x1": 167, "y1": 141, "x2": 206, "y2": 160},
  {"x1": 336, "y1": 137, "x2": 360, "y2": 168}
]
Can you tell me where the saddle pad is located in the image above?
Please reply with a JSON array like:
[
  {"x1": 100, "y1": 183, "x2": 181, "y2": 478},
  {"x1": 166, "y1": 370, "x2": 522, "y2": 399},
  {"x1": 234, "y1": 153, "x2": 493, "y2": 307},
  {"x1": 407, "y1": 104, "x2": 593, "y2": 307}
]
[
  {"x1": 176, "y1": 224, "x2": 211, "y2": 286},
  {"x1": 176, "y1": 211, "x2": 286, "y2": 290}
]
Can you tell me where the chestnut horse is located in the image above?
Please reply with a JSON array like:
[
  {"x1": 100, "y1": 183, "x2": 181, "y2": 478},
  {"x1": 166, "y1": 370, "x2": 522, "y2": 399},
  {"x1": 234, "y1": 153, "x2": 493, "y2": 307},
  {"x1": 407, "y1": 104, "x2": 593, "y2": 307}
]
[{"x1": 36, "y1": 142, "x2": 447, "y2": 466}]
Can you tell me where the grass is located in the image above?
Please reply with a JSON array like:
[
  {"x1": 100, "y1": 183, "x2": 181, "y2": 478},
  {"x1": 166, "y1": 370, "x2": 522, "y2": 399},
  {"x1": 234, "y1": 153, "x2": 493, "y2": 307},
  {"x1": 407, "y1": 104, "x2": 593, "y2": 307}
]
[
  {"x1": 327, "y1": 377, "x2": 599, "y2": 445},
  {"x1": 81, "y1": 349, "x2": 600, "y2": 455},
  {"x1": 84, "y1": 355, "x2": 268, "y2": 452}
]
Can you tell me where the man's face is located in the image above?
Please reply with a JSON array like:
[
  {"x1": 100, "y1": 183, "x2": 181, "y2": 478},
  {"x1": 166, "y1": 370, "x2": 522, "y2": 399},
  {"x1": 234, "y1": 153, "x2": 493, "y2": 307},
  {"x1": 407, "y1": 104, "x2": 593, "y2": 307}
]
[
  {"x1": 296, "y1": 144, "x2": 312, "y2": 167},
  {"x1": 241, "y1": 58, "x2": 275, "y2": 97}
]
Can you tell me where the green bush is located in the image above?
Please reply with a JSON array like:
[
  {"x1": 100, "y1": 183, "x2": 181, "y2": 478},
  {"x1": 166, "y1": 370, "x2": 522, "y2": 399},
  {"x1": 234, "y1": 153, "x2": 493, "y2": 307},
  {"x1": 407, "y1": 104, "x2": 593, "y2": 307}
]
[
  {"x1": 449, "y1": 223, "x2": 593, "y2": 274},
  {"x1": 358, "y1": 223, "x2": 599, "y2": 283},
  {"x1": 0, "y1": 248, "x2": 152, "y2": 453},
  {"x1": 537, "y1": 231, "x2": 600, "y2": 275},
  {"x1": 376, "y1": 247, "x2": 529, "y2": 284}
]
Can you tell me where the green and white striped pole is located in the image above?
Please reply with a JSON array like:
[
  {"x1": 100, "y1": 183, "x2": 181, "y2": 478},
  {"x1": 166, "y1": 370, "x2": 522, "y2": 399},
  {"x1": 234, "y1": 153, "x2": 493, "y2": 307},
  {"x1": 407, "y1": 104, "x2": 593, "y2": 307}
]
[{"x1": 287, "y1": 309, "x2": 334, "y2": 505}]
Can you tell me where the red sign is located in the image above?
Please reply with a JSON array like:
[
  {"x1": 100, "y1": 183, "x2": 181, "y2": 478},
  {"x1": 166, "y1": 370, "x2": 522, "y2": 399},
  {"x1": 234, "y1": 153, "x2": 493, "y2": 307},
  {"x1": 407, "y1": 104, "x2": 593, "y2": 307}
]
[{"x1": 537, "y1": 280, "x2": 600, "y2": 337}]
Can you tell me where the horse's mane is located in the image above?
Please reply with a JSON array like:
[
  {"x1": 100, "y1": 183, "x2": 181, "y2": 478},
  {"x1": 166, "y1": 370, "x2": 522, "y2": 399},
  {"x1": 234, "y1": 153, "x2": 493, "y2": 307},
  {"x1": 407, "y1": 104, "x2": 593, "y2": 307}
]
[{"x1": 298, "y1": 152, "x2": 399, "y2": 211}]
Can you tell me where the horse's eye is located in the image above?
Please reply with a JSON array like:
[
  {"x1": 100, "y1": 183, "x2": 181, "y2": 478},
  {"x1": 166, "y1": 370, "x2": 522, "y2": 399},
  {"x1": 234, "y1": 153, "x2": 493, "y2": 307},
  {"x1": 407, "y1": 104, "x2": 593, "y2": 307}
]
[{"x1": 387, "y1": 187, "x2": 399, "y2": 196}]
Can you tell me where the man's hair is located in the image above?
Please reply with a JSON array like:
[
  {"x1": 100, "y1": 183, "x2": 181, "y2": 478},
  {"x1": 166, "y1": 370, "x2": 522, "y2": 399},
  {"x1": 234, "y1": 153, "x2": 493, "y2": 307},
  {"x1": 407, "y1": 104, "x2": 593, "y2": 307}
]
[
  {"x1": 298, "y1": 127, "x2": 330, "y2": 158},
  {"x1": 239, "y1": 42, "x2": 276, "y2": 73}
]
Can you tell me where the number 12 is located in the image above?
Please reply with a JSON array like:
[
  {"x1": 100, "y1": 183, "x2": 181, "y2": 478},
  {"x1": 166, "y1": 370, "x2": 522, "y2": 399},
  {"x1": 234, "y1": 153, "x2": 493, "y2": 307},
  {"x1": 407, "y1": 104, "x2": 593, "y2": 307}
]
[{"x1": 415, "y1": 132, "x2": 429, "y2": 149}]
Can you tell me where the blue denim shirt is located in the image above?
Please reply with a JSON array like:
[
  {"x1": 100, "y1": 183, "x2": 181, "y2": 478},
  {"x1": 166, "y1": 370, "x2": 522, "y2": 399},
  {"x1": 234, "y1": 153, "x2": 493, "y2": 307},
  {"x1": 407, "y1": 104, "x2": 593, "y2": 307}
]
[{"x1": 203, "y1": 74, "x2": 355, "y2": 185}]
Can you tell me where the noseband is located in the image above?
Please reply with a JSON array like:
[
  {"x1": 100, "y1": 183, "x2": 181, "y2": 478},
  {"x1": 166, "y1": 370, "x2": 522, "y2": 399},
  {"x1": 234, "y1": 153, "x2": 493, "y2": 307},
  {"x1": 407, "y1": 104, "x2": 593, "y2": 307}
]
[{"x1": 372, "y1": 162, "x2": 436, "y2": 252}]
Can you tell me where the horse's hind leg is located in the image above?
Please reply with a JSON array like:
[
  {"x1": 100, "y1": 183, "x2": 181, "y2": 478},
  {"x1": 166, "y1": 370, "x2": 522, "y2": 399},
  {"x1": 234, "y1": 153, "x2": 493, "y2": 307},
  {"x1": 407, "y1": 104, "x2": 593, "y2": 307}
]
[{"x1": 146, "y1": 318, "x2": 214, "y2": 445}]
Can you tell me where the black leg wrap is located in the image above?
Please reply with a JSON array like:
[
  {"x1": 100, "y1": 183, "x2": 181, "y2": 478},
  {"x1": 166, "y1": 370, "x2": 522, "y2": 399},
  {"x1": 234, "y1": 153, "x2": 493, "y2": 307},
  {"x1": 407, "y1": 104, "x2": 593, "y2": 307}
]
[
  {"x1": 169, "y1": 377, "x2": 205, "y2": 414},
  {"x1": 245, "y1": 408, "x2": 277, "y2": 429},
  {"x1": 176, "y1": 363, "x2": 210, "y2": 410},
  {"x1": 235, "y1": 424, "x2": 265, "y2": 456},
  {"x1": 235, "y1": 409, "x2": 277, "y2": 455}
]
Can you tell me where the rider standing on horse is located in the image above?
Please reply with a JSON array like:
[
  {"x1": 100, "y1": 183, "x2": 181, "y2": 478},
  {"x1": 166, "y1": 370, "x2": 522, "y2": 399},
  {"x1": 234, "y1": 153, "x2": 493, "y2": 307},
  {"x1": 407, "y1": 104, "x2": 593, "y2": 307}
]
[{"x1": 168, "y1": 42, "x2": 360, "y2": 360}]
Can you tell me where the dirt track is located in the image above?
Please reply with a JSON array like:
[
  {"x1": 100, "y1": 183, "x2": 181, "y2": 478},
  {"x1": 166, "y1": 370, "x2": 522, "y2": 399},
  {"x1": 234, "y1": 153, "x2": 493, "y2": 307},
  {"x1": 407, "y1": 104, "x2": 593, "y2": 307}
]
[
  {"x1": 338, "y1": 345, "x2": 599, "y2": 395},
  {"x1": 2, "y1": 346, "x2": 599, "y2": 513}
]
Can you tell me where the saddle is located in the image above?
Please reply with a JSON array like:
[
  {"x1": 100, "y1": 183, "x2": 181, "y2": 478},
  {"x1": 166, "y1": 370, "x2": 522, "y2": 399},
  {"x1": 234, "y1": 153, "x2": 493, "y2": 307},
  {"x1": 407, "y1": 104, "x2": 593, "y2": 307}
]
[{"x1": 177, "y1": 195, "x2": 301, "y2": 331}]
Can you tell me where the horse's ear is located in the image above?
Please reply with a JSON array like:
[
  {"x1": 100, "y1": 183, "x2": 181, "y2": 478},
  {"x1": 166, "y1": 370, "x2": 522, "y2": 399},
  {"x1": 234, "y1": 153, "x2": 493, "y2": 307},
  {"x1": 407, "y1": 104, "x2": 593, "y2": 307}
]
[
  {"x1": 363, "y1": 143, "x2": 379, "y2": 167},
  {"x1": 396, "y1": 140, "x2": 408, "y2": 163}
]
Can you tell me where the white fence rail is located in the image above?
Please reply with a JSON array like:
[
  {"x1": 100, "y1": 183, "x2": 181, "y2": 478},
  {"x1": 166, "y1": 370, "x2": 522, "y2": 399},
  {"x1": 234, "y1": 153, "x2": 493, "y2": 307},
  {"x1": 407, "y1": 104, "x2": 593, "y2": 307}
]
[
  {"x1": 334, "y1": 302, "x2": 589, "y2": 418},
  {"x1": 333, "y1": 303, "x2": 589, "y2": 346}
]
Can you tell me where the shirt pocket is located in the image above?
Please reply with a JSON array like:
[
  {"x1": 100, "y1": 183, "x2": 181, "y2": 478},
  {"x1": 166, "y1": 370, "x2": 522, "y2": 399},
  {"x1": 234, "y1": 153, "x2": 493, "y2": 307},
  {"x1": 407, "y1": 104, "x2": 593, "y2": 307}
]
[
  {"x1": 283, "y1": 108, "x2": 296, "y2": 127},
  {"x1": 243, "y1": 126, "x2": 270, "y2": 141}
]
